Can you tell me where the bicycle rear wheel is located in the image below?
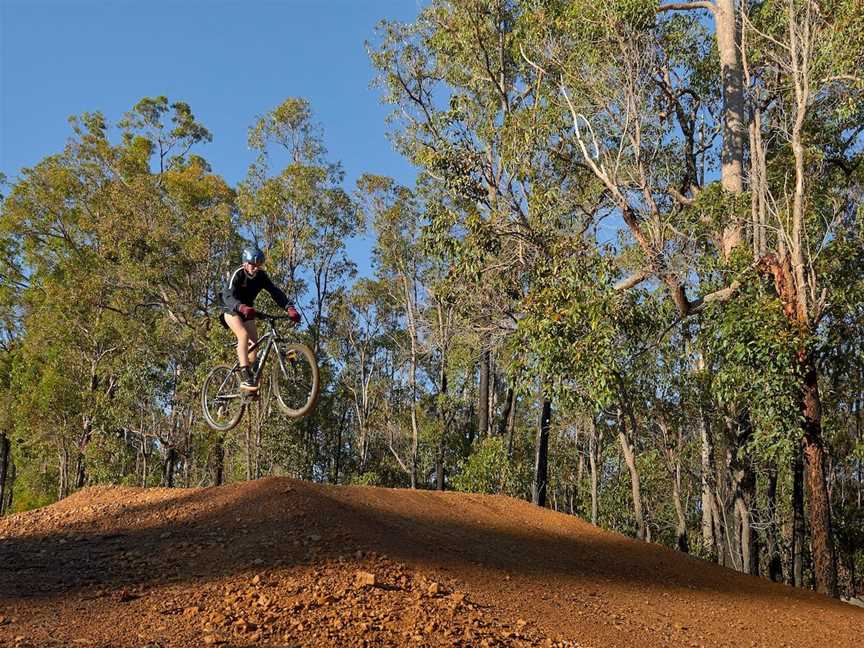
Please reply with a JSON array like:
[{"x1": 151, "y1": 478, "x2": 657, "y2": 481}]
[
  {"x1": 272, "y1": 343, "x2": 320, "y2": 419},
  {"x1": 202, "y1": 364, "x2": 246, "y2": 431}
]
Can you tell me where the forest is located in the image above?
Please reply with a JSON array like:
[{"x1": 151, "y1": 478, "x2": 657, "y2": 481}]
[{"x1": 0, "y1": 0, "x2": 862, "y2": 601}]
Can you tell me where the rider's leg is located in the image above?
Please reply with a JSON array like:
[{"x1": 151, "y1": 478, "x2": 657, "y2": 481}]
[
  {"x1": 245, "y1": 319, "x2": 259, "y2": 366},
  {"x1": 225, "y1": 313, "x2": 257, "y2": 390},
  {"x1": 225, "y1": 313, "x2": 250, "y2": 366}
]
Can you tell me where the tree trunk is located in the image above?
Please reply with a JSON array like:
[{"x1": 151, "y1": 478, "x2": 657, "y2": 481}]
[
  {"x1": 791, "y1": 445, "x2": 806, "y2": 587},
  {"x1": 700, "y1": 407, "x2": 718, "y2": 557},
  {"x1": 618, "y1": 429, "x2": 646, "y2": 541},
  {"x1": 213, "y1": 438, "x2": 225, "y2": 486},
  {"x1": 333, "y1": 409, "x2": 346, "y2": 485},
  {"x1": 589, "y1": 420, "x2": 599, "y2": 525},
  {"x1": 478, "y1": 350, "x2": 490, "y2": 438},
  {"x1": 618, "y1": 407, "x2": 646, "y2": 541},
  {"x1": 532, "y1": 396, "x2": 552, "y2": 507},
  {"x1": 436, "y1": 363, "x2": 449, "y2": 491},
  {"x1": 164, "y1": 447, "x2": 177, "y2": 488},
  {"x1": 733, "y1": 464, "x2": 758, "y2": 575},
  {"x1": 712, "y1": 484, "x2": 729, "y2": 568},
  {"x1": 466, "y1": 401, "x2": 476, "y2": 448},
  {"x1": 732, "y1": 412, "x2": 758, "y2": 575},
  {"x1": 73, "y1": 424, "x2": 89, "y2": 490},
  {"x1": 785, "y1": 0, "x2": 837, "y2": 595},
  {"x1": 435, "y1": 444, "x2": 445, "y2": 490},
  {"x1": 506, "y1": 388, "x2": 517, "y2": 460},
  {"x1": 766, "y1": 465, "x2": 783, "y2": 582},
  {"x1": 142, "y1": 439, "x2": 148, "y2": 487},
  {"x1": 801, "y1": 363, "x2": 838, "y2": 597},
  {"x1": 576, "y1": 437, "x2": 585, "y2": 511},
  {"x1": 672, "y1": 452, "x2": 689, "y2": 553},
  {"x1": 760, "y1": 244, "x2": 838, "y2": 596},
  {"x1": 723, "y1": 414, "x2": 756, "y2": 573},
  {"x1": 4, "y1": 462, "x2": 14, "y2": 512},
  {"x1": 302, "y1": 416, "x2": 317, "y2": 481},
  {"x1": 498, "y1": 387, "x2": 514, "y2": 436},
  {"x1": 0, "y1": 432, "x2": 9, "y2": 515},
  {"x1": 409, "y1": 367, "x2": 419, "y2": 489},
  {"x1": 244, "y1": 416, "x2": 253, "y2": 481},
  {"x1": 715, "y1": 0, "x2": 746, "y2": 254},
  {"x1": 357, "y1": 416, "x2": 369, "y2": 474},
  {"x1": 74, "y1": 456, "x2": 86, "y2": 489},
  {"x1": 404, "y1": 274, "x2": 420, "y2": 490},
  {"x1": 572, "y1": 426, "x2": 581, "y2": 516},
  {"x1": 251, "y1": 398, "x2": 264, "y2": 480},
  {"x1": 489, "y1": 362, "x2": 497, "y2": 435},
  {"x1": 59, "y1": 446, "x2": 69, "y2": 500},
  {"x1": 857, "y1": 373, "x2": 862, "y2": 511}
]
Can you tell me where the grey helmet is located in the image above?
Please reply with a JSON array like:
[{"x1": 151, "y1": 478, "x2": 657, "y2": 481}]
[{"x1": 241, "y1": 246, "x2": 265, "y2": 265}]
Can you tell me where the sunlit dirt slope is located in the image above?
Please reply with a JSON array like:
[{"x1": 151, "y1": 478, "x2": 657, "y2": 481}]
[{"x1": 0, "y1": 477, "x2": 859, "y2": 647}]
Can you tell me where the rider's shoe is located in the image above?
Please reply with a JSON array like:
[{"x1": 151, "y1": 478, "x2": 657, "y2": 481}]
[
  {"x1": 239, "y1": 366, "x2": 259, "y2": 392},
  {"x1": 240, "y1": 378, "x2": 259, "y2": 392}
]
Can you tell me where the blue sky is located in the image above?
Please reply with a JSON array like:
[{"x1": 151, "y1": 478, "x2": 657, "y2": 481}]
[{"x1": 1, "y1": 0, "x2": 425, "y2": 274}]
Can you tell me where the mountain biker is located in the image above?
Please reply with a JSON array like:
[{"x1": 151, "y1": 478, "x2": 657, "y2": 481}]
[{"x1": 220, "y1": 246, "x2": 300, "y2": 392}]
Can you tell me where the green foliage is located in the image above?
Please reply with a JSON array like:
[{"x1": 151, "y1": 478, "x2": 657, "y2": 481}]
[
  {"x1": 452, "y1": 436, "x2": 511, "y2": 495},
  {"x1": 517, "y1": 239, "x2": 659, "y2": 411},
  {"x1": 352, "y1": 471, "x2": 384, "y2": 486},
  {"x1": 701, "y1": 282, "x2": 805, "y2": 458}
]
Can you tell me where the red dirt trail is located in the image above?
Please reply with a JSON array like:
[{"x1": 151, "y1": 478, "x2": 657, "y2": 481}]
[{"x1": 0, "y1": 477, "x2": 859, "y2": 647}]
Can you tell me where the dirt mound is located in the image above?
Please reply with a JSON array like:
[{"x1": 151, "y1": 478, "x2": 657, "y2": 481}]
[{"x1": 0, "y1": 478, "x2": 859, "y2": 647}]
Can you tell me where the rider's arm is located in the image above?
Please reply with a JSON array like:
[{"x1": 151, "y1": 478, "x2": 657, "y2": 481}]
[
  {"x1": 261, "y1": 272, "x2": 291, "y2": 309},
  {"x1": 222, "y1": 267, "x2": 244, "y2": 313}
]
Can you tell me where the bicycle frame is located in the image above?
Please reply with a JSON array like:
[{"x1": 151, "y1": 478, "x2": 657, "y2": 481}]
[
  {"x1": 204, "y1": 310, "x2": 318, "y2": 428},
  {"x1": 222, "y1": 313, "x2": 297, "y2": 391}
]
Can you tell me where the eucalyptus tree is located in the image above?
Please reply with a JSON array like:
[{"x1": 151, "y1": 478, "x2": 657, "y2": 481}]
[
  {"x1": 0, "y1": 97, "x2": 235, "y2": 500},
  {"x1": 735, "y1": 0, "x2": 864, "y2": 595},
  {"x1": 240, "y1": 98, "x2": 360, "y2": 347},
  {"x1": 370, "y1": 0, "x2": 606, "y2": 496},
  {"x1": 517, "y1": 235, "x2": 669, "y2": 539},
  {"x1": 359, "y1": 175, "x2": 429, "y2": 487},
  {"x1": 239, "y1": 98, "x2": 361, "y2": 478},
  {"x1": 328, "y1": 278, "x2": 394, "y2": 477},
  {"x1": 420, "y1": 211, "x2": 471, "y2": 490},
  {"x1": 517, "y1": 0, "x2": 863, "y2": 594}
]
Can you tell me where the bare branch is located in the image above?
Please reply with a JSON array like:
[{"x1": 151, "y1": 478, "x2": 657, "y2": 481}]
[
  {"x1": 657, "y1": 2, "x2": 716, "y2": 13},
  {"x1": 820, "y1": 74, "x2": 864, "y2": 85},
  {"x1": 519, "y1": 45, "x2": 548, "y2": 76},
  {"x1": 687, "y1": 281, "x2": 742, "y2": 313},
  {"x1": 614, "y1": 269, "x2": 652, "y2": 291},
  {"x1": 667, "y1": 187, "x2": 696, "y2": 206}
]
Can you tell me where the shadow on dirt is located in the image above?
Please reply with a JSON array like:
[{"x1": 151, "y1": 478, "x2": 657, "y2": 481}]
[{"x1": 0, "y1": 476, "x2": 856, "y2": 619}]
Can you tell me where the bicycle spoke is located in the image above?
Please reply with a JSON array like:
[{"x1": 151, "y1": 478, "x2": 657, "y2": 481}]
[
  {"x1": 272, "y1": 343, "x2": 319, "y2": 418},
  {"x1": 202, "y1": 365, "x2": 245, "y2": 430}
]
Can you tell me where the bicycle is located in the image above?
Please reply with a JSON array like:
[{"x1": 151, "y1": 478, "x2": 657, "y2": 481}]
[{"x1": 201, "y1": 312, "x2": 320, "y2": 431}]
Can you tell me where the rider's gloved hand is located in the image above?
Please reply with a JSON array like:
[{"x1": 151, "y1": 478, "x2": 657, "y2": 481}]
[
  {"x1": 286, "y1": 305, "x2": 301, "y2": 324},
  {"x1": 238, "y1": 304, "x2": 256, "y2": 321}
]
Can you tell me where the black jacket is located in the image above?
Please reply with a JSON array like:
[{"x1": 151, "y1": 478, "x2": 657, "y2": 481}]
[{"x1": 220, "y1": 266, "x2": 291, "y2": 314}]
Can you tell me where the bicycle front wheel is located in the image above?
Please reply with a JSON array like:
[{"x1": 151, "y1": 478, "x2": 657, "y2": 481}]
[
  {"x1": 272, "y1": 343, "x2": 320, "y2": 419},
  {"x1": 202, "y1": 364, "x2": 246, "y2": 431}
]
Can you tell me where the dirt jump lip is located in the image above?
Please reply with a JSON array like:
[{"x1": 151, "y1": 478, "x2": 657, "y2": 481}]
[{"x1": 0, "y1": 478, "x2": 860, "y2": 647}]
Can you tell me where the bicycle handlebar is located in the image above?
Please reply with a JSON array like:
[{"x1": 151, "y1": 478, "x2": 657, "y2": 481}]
[{"x1": 255, "y1": 311, "x2": 296, "y2": 322}]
